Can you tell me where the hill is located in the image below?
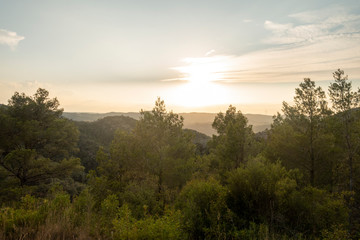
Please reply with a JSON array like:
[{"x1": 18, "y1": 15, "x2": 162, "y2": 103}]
[
  {"x1": 64, "y1": 112, "x2": 273, "y2": 135},
  {"x1": 74, "y1": 115, "x2": 137, "y2": 171},
  {"x1": 74, "y1": 115, "x2": 212, "y2": 171},
  {"x1": 62, "y1": 112, "x2": 141, "y2": 122}
]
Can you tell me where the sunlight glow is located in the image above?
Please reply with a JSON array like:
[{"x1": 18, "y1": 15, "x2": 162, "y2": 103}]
[
  {"x1": 168, "y1": 81, "x2": 229, "y2": 108},
  {"x1": 172, "y1": 56, "x2": 230, "y2": 84},
  {"x1": 168, "y1": 56, "x2": 231, "y2": 107}
]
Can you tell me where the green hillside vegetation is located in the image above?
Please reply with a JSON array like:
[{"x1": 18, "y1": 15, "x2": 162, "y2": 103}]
[
  {"x1": 74, "y1": 116, "x2": 210, "y2": 172},
  {"x1": 74, "y1": 116, "x2": 137, "y2": 172},
  {"x1": 1, "y1": 69, "x2": 360, "y2": 239}
]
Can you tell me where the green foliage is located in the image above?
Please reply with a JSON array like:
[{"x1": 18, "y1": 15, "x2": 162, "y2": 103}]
[
  {"x1": 328, "y1": 69, "x2": 360, "y2": 167},
  {"x1": 0, "y1": 195, "x2": 45, "y2": 233},
  {"x1": 2, "y1": 149, "x2": 82, "y2": 187},
  {"x1": 227, "y1": 157, "x2": 297, "y2": 228},
  {"x1": 227, "y1": 157, "x2": 348, "y2": 237},
  {"x1": 1, "y1": 89, "x2": 78, "y2": 160},
  {"x1": 321, "y1": 224, "x2": 350, "y2": 240},
  {"x1": 70, "y1": 188, "x2": 94, "y2": 228},
  {"x1": 176, "y1": 178, "x2": 234, "y2": 239},
  {"x1": 0, "y1": 88, "x2": 83, "y2": 200},
  {"x1": 135, "y1": 98, "x2": 196, "y2": 189},
  {"x1": 75, "y1": 116, "x2": 137, "y2": 172},
  {"x1": 328, "y1": 69, "x2": 360, "y2": 235},
  {"x1": 329, "y1": 69, "x2": 360, "y2": 113},
  {"x1": 237, "y1": 222, "x2": 278, "y2": 240},
  {"x1": 267, "y1": 79, "x2": 333, "y2": 187},
  {"x1": 293, "y1": 78, "x2": 329, "y2": 117},
  {"x1": 89, "y1": 98, "x2": 196, "y2": 214},
  {"x1": 209, "y1": 105, "x2": 257, "y2": 173},
  {"x1": 184, "y1": 128, "x2": 211, "y2": 155},
  {"x1": 0, "y1": 188, "x2": 98, "y2": 239},
  {"x1": 113, "y1": 205, "x2": 184, "y2": 240},
  {"x1": 119, "y1": 177, "x2": 161, "y2": 218},
  {"x1": 266, "y1": 116, "x2": 335, "y2": 188},
  {"x1": 1, "y1": 80, "x2": 360, "y2": 238},
  {"x1": 282, "y1": 187, "x2": 348, "y2": 236},
  {"x1": 99, "y1": 194, "x2": 120, "y2": 236}
]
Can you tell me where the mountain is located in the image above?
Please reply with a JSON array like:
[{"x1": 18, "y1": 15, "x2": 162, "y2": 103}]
[{"x1": 64, "y1": 111, "x2": 273, "y2": 136}]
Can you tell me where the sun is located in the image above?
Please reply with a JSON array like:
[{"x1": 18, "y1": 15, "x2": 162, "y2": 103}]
[
  {"x1": 168, "y1": 56, "x2": 230, "y2": 108},
  {"x1": 173, "y1": 56, "x2": 228, "y2": 84},
  {"x1": 170, "y1": 81, "x2": 228, "y2": 108},
  {"x1": 182, "y1": 63, "x2": 217, "y2": 84}
]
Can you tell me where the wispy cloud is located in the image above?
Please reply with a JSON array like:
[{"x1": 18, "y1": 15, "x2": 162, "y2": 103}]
[
  {"x1": 264, "y1": 6, "x2": 360, "y2": 45},
  {"x1": 0, "y1": 29, "x2": 25, "y2": 50},
  {"x1": 170, "y1": 6, "x2": 360, "y2": 83}
]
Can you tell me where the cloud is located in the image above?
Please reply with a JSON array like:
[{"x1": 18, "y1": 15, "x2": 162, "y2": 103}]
[
  {"x1": 288, "y1": 6, "x2": 357, "y2": 24},
  {"x1": 170, "y1": 34, "x2": 360, "y2": 83},
  {"x1": 264, "y1": 6, "x2": 360, "y2": 45},
  {"x1": 243, "y1": 19, "x2": 252, "y2": 23},
  {"x1": 0, "y1": 29, "x2": 25, "y2": 49},
  {"x1": 170, "y1": 6, "x2": 360, "y2": 84},
  {"x1": 223, "y1": 34, "x2": 360, "y2": 82}
]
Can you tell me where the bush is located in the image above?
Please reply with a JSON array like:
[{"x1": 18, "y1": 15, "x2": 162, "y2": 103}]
[
  {"x1": 176, "y1": 178, "x2": 235, "y2": 239},
  {"x1": 113, "y1": 204, "x2": 184, "y2": 240},
  {"x1": 227, "y1": 157, "x2": 349, "y2": 237}
]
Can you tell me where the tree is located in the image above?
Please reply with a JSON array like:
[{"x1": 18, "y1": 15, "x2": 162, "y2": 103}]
[
  {"x1": 329, "y1": 69, "x2": 360, "y2": 192},
  {"x1": 176, "y1": 178, "x2": 233, "y2": 239},
  {"x1": 267, "y1": 78, "x2": 331, "y2": 186},
  {"x1": 227, "y1": 157, "x2": 295, "y2": 230},
  {"x1": 75, "y1": 116, "x2": 137, "y2": 172},
  {"x1": 328, "y1": 69, "x2": 360, "y2": 235},
  {"x1": 0, "y1": 88, "x2": 82, "y2": 195},
  {"x1": 227, "y1": 156, "x2": 348, "y2": 237},
  {"x1": 293, "y1": 78, "x2": 329, "y2": 186},
  {"x1": 90, "y1": 98, "x2": 196, "y2": 212},
  {"x1": 209, "y1": 105, "x2": 253, "y2": 171}
]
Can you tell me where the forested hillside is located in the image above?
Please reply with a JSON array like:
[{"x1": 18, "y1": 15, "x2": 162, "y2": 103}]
[
  {"x1": 74, "y1": 116, "x2": 137, "y2": 172},
  {"x1": 74, "y1": 116, "x2": 210, "y2": 172},
  {"x1": 1, "y1": 69, "x2": 360, "y2": 239}
]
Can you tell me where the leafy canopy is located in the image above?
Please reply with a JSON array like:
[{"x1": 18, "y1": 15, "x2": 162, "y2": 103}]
[{"x1": 0, "y1": 88, "x2": 82, "y2": 192}]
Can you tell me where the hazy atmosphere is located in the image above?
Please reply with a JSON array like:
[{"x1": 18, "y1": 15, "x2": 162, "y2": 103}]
[
  {"x1": 2, "y1": 1, "x2": 360, "y2": 239},
  {"x1": 1, "y1": 0, "x2": 360, "y2": 114}
]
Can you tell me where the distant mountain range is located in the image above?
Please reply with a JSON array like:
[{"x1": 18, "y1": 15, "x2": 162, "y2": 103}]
[{"x1": 63, "y1": 112, "x2": 273, "y2": 136}]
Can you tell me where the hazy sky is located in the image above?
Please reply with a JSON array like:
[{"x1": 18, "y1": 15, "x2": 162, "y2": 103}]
[{"x1": 1, "y1": 0, "x2": 359, "y2": 114}]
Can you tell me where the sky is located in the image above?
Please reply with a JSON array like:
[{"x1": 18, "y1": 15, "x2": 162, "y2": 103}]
[{"x1": 1, "y1": 0, "x2": 360, "y2": 115}]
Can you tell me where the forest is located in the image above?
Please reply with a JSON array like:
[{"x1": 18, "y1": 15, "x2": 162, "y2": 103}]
[{"x1": 0, "y1": 69, "x2": 359, "y2": 239}]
